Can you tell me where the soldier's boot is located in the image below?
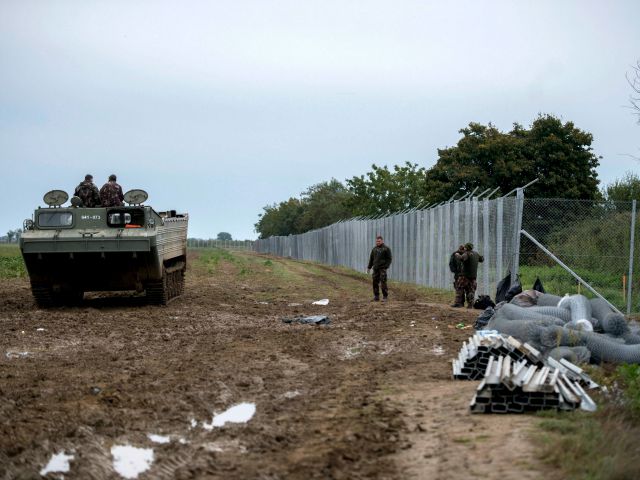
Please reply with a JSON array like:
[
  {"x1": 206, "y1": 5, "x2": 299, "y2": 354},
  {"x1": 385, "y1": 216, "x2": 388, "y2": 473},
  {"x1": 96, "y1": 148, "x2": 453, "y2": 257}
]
[
  {"x1": 451, "y1": 288, "x2": 465, "y2": 307},
  {"x1": 466, "y1": 290, "x2": 475, "y2": 309}
]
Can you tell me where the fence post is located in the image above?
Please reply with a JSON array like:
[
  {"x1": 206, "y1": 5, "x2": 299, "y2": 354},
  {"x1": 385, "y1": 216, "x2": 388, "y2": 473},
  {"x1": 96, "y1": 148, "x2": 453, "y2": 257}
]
[
  {"x1": 628, "y1": 200, "x2": 637, "y2": 315},
  {"x1": 483, "y1": 198, "x2": 490, "y2": 296},
  {"x1": 513, "y1": 188, "x2": 524, "y2": 281},
  {"x1": 496, "y1": 196, "x2": 504, "y2": 283}
]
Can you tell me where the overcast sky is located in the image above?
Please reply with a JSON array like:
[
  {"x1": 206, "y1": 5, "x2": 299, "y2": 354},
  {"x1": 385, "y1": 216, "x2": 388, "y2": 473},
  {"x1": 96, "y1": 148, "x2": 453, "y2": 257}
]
[{"x1": 1, "y1": 0, "x2": 639, "y2": 239}]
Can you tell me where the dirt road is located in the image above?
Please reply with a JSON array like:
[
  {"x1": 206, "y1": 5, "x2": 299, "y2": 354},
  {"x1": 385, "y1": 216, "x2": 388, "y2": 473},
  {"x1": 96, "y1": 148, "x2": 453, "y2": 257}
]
[{"x1": 0, "y1": 250, "x2": 546, "y2": 479}]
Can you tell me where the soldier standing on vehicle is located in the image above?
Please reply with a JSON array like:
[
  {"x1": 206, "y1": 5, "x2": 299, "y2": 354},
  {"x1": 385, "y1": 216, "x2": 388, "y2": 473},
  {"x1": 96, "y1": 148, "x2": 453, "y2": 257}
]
[
  {"x1": 453, "y1": 242, "x2": 484, "y2": 308},
  {"x1": 449, "y1": 244, "x2": 465, "y2": 307},
  {"x1": 74, "y1": 174, "x2": 101, "y2": 207},
  {"x1": 100, "y1": 174, "x2": 125, "y2": 207},
  {"x1": 367, "y1": 235, "x2": 392, "y2": 302}
]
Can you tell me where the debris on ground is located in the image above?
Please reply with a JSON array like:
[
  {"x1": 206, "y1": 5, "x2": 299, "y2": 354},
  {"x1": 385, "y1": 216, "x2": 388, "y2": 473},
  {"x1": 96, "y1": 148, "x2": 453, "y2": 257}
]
[
  {"x1": 282, "y1": 315, "x2": 331, "y2": 325},
  {"x1": 452, "y1": 332, "x2": 598, "y2": 413},
  {"x1": 110, "y1": 445, "x2": 154, "y2": 479},
  {"x1": 40, "y1": 451, "x2": 74, "y2": 476},
  {"x1": 312, "y1": 298, "x2": 330, "y2": 305},
  {"x1": 202, "y1": 403, "x2": 256, "y2": 429}
]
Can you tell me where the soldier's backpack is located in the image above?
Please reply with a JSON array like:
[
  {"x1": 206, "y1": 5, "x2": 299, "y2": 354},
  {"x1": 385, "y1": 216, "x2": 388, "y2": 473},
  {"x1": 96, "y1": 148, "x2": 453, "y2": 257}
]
[
  {"x1": 75, "y1": 183, "x2": 93, "y2": 206},
  {"x1": 448, "y1": 253, "x2": 458, "y2": 274}
]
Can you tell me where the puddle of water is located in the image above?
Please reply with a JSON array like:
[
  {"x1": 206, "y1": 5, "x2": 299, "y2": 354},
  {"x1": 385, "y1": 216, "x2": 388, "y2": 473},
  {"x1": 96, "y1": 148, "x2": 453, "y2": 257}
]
[
  {"x1": 111, "y1": 445, "x2": 154, "y2": 479},
  {"x1": 40, "y1": 452, "x2": 74, "y2": 476},
  {"x1": 202, "y1": 403, "x2": 256, "y2": 430},
  {"x1": 288, "y1": 303, "x2": 302, "y2": 307},
  {"x1": 178, "y1": 438, "x2": 188, "y2": 445},
  {"x1": 189, "y1": 419, "x2": 197, "y2": 429},
  {"x1": 283, "y1": 390, "x2": 301, "y2": 399},
  {"x1": 36, "y1": 328, "x2": 46, "y2": 332},
  {"x1": 431, "y1": 345, "x2": 445, "y2": 356},
  {"x1": 312, "y1": 298, "x2": 329, "y2": 305},
  {"x1": 147, "y1": 434, "x2": 170, "y2": 444},
  {"x1": 258, "y1": 301, "x2": 269, "y2": 305},
  {"x1": 5, "y1": 351, "x2": 30, "y2": 359}
]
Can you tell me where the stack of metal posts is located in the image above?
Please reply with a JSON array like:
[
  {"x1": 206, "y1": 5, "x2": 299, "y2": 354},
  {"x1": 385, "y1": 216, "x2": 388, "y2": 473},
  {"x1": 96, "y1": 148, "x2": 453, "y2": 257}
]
[
  {"x1": 452, "y1": 332, "x2": 543, "y2": 380},
  {"x1": 452, "y1": 332, "x2": 598, "y2": 413}
]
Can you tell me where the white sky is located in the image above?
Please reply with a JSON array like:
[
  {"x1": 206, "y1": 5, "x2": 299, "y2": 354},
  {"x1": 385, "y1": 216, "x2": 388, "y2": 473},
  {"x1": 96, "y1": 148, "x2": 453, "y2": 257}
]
[{"x1": 1, "y1": 0, "x2": 639, "y2": 239}]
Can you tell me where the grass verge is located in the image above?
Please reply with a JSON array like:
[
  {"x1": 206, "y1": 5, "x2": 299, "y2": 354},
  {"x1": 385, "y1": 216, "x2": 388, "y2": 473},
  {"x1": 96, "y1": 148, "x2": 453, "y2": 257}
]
[
  {"x1": 0, "y1": 244, "x2": 25, "y2": 278},
  {"x1": 536, "y1": 364, "x2": 640, "y2": 479}
]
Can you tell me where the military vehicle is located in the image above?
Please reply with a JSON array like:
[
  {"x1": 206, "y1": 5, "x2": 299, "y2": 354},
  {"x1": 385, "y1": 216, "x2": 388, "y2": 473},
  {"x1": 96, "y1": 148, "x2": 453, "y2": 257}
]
[{"x1": 20, "y1": 189, "x2": 188, "y2": 307}]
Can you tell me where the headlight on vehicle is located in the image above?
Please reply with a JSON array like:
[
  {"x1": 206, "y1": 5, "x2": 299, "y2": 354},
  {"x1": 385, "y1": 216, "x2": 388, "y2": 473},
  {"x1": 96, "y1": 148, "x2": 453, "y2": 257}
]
[
  {"x1": 147, "y1": 218, "x2": 156, "y2": 228},
  {"x1": 23, "y1": 219, "x2": 34, "y2": 230}
]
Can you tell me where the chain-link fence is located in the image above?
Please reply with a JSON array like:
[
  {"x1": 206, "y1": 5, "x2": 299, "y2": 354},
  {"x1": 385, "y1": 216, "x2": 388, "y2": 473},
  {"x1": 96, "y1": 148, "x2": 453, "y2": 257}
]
[
  {"x1": 255, "y1": 196, "x2": 521, "y2": 296},
  {"x1": 254, "y1": 193, "x2": 640, "y2": 314},
  {"x1": 187, "y1": 239, "x2": 255, "y2": 250},
  {"x1": 520, "y1": 198, "x2": 638, "y2": 314}
]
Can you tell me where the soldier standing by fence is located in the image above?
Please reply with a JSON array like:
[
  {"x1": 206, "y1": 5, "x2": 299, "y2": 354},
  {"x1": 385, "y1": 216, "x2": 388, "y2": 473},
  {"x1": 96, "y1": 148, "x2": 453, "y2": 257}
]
[
  {"x1": 453, "y1": 242, "x2": 484, "y2": 308},
  {"x1": 367, "y1": 235, "x2": 392, "y2": 302},
  {"x1": 449, "y1": 244, "x2": 465, "y2": 307}
]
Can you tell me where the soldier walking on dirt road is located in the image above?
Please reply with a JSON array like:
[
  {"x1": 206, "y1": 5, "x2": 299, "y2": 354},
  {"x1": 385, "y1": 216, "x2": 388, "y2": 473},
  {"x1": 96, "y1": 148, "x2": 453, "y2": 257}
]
[
  {"x1": 453, "y1": 242, "x2": 484, "y2": 308},
  {"x1": 367, "y1": 236, "x2": 392, "y2": 302}
]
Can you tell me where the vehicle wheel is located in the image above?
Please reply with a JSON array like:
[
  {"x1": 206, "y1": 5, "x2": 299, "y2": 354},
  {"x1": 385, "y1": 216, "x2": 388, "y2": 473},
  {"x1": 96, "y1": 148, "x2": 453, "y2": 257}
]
[
  {"x1": 146, "y1": 270, "x2": 168, "y2": 305},
  {"x1": 31, "y1": 282, "x2": 53, "y2": 308}
]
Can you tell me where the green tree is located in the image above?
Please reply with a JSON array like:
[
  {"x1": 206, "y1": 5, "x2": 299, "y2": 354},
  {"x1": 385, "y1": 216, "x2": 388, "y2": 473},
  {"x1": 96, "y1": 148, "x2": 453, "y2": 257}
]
[
  {"x1": 425, "y1": 115, "x2": 601, "y2": 201},
  {"x1": 604, "y1": 172, "x2": 640, "y2": 201},
  {"x1": 255, "y1": 198, "x2": 305, "y2": 238},
  {"x1": 425, "y1": 123, "x2": 527, "y2": 202},
  {"x1": 297, "y1": 179, "x2": 354, "y2": 232},
  {"x1": 216, "y1": 232, "x2": 232, "y2": 241},
  {"x1": 346, "y1": 162, "x2": 428, "y2": 216}
]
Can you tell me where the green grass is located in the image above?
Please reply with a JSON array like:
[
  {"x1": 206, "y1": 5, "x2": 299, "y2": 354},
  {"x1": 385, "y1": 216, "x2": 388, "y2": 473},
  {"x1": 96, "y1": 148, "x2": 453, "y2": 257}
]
[
  {"x1": 519, "y1": 264, "x2": 635, "y2": 312},
  {"x1": 195, "y1": 247, "x2": 253, "y2": 277},
  {"x1": 536, "y1": 364, "x2": 640, "y2": 479},
  {"x1": 0, "y1": 244, "x2": 25, "y2": 278}
]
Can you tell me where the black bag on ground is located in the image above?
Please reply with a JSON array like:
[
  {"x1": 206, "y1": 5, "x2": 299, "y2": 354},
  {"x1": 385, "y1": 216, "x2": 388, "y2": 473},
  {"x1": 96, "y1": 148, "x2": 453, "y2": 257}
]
[
  {"x1": 474, "y1": 307, "x2": 495, "y2": 330},
  {"x1": 473, "y1": 295, "x2": 495, "y2": 310},
  {"x1": 505, "y1": 274, "x2": 522, "y2": 302},
  {"x1": 495, "y1": 271, "x2": 511, "y2": 303},
  {"x1": 532, "y1": 277, "x2": 545, "y2": 294}
]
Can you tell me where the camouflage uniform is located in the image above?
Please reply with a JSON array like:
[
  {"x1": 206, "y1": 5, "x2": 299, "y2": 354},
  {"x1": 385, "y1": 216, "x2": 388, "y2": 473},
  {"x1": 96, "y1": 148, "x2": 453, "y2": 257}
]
[
  {"x1": 454, "y1": 248, "x2": 484, "y2": 307},
  {"x1": 368, "y1": 244, "x2": 392, "y2": 299},
  {"x1": 74, "y1": 181, "x2": 101, "y2": 207},
  {"x1": 100, "y1": 181, "x2": 124, "y2": 207}
]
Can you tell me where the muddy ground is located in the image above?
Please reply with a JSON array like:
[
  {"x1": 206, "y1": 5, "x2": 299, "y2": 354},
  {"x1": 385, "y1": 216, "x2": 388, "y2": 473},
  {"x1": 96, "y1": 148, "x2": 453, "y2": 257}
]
[{"x1": 0, "y1": 250, "x2": 549, "y2": 479}]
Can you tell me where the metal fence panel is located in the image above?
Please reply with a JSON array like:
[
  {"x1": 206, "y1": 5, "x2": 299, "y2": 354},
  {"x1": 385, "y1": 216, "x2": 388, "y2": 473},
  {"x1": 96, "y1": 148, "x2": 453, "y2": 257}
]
[{"x1": 254, "y1": 196, "x2": 521, "y2": 297}]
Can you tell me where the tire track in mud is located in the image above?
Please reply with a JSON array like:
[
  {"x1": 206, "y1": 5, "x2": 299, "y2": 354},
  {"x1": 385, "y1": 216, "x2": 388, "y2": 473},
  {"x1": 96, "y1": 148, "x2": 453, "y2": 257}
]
[{"x1": 0, "y1": 252, "x2": 547, "y2": 479}]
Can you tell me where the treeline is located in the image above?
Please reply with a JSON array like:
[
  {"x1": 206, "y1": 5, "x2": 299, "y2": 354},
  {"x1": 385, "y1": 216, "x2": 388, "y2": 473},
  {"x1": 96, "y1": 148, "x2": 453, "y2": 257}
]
[{"x1": 255, "y1": 114, "x2": 633, "y2": 239}]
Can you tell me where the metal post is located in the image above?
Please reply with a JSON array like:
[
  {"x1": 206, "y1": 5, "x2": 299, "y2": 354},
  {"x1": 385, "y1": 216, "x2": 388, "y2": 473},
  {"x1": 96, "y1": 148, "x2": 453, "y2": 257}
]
[
  {"x1": 513, "y1": 188, "x2": 524, "y2": 281},
  {"x1": 483, "y1": 198, "x2": 490, "y2": 296},
  {"x1": 627, "y1": 200, "x2": 636, "y2": 315},
  {"x1": 496, "y1": 196, "x2": 504, "y2": 281}
]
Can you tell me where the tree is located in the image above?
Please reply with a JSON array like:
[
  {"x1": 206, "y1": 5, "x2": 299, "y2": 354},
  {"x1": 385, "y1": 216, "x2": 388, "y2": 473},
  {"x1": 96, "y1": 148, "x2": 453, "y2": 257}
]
[
  {"x1": 604, "y1": 172, "x2": 640, "y2": 201},
  {"x1": 425, "y1": 115, "x2": 601, "y2": 201},
  {"x1": 297, "y1": 179, "x2": 354, "y2": 232},
  {"x1": 217, "y1": 232, "x2": 232, "y2": 241},
  {"x1": 255, "y1": 198, "x2": 305, "y2": 238},
  {"x1": 346, "y1": 162, "x2": 428, "y2": 216},
  {"x1": 628, "y1": 59, "x2": 640, "y2": 124}
]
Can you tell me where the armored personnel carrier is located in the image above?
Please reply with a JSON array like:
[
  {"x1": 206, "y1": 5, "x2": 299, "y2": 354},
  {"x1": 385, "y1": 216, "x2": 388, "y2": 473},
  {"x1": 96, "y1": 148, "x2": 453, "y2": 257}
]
[{"x1": 20, "y1": 189, "x2": 188, "y2": 307}]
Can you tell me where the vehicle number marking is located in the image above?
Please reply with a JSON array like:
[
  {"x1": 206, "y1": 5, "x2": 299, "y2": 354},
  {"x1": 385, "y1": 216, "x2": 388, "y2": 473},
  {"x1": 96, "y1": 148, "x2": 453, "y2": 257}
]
[{"x1": 81, "y1": 215, "x2": 101, "y2": 220}]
